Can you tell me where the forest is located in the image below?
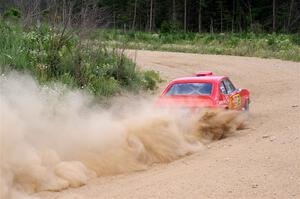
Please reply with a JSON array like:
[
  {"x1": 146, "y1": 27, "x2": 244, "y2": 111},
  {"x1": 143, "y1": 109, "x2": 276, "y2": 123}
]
[{"x1": 1, "y1": 0, "x2": 299, "y2": 33}]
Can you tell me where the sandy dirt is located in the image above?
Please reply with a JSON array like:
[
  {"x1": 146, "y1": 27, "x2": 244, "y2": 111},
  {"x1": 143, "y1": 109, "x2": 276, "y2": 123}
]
[{"x1": 38, "y1": 50, "x2": 300, "y2": 199}]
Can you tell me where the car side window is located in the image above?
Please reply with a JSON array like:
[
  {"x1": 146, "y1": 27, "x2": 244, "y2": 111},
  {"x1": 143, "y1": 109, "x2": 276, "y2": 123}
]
[
  {"x1": 220, "y1": 81, "x2": 227, "y2": 94},
  {"x1": 223, "y1": 79, "x2": 236, "y2": 94}
]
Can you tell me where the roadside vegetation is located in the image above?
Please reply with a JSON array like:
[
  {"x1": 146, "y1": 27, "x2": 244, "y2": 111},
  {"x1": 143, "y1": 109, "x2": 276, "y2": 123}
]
[
  {"x1": 0, "y1": 20, "x2": 161, "y2": 97},
  {"x1": 1, "y1": 0, "x2": 299, "y2": 100},
  {"x1": 92, "y1": 30, "x2": 300, "y2": 62}
]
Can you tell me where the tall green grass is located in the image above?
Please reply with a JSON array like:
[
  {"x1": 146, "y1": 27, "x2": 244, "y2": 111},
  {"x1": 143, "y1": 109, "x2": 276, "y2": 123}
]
[
  {"x1": 91, "y1": 30, "x2": 300, "y2": 62},
  {"x1": 0, "y1": 21, "x2": 161, "y2": 97}
]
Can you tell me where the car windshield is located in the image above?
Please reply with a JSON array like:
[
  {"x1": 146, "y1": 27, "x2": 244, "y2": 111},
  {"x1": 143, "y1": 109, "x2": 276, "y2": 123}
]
[{"x1": 166, "y1": 83, "x2": 212, "y2": 95}]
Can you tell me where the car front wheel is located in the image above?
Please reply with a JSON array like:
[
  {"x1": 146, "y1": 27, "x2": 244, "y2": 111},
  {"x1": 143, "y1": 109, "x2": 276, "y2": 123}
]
[{"x1": 242, "y1": 99, "x2": 249, "y2": 111}]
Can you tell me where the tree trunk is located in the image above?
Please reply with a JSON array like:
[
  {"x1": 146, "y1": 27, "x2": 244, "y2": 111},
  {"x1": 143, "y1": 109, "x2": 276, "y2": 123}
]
[
  {"x1": 220, "y1": 1, "x2": 223, "y2": 32},
  {"x1": 184, "y1": 0, "x2": 187, "y2": 32},
  {"x1": 62, "y1": 0, "x2": 66, "y2": 24},
  {"x1": 247, "y1": 0, "x2": 253, "y2": 30},
  {"x1": 232, "y1": 0, "x2": 235, "y2": 32},
  {"x1": 153, "y1": 0, "x2": 156, "y2": 30},
  {"x1": 198, "y1": 0, "x2": 202, "y2": 32},
  {"x1": 132, "y1": 0, "x2": 138, "y2": 30},
  {"x1": 112, "y1": 2, "x2": 116, "y2": 29},
  {"x1": 288, "y1": 0, "x2": 294, "y2": 30},
  {"x1": 273, "y1": 0, "x2": 276, "y2": 32},
  {"x1": 172, "y1": 0, "x2": 176, "y2": 24},
  {"x1": 36, "y1": 0, "x2": 41, "y2": 28},
  {"x1": 210, "y1": 17, "x2": 213, "y2": 34},
  {"x1": 238, "y1": 0, "x2": 242, "y2": 32},
  {"x1": 149, "y1": 0, "x2": 153, "y2": 31},
  {"x1": 67, "y1": 1, "x2": 73, "y2": 27}
]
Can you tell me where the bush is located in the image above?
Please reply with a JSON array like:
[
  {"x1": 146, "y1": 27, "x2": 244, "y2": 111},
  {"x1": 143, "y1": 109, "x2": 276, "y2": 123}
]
[
  {"x1": 142, "y1": 70, "x2": 162, "y2": 90},
  {"x1": 290, "y1": 34, "x2": 300, "y2": 46},
  {"x1": 3, "y1": 8, "x2": 21, "y2": 20},
  {"x1": 160, "y1": 21, "x2": 180, "y2": 33},
  {"x1": 0, "y1": 20, "x2": 161, "y2": 96},
  {"x1": 94, "y1": 30, "x2": 300, "y2": 62}
]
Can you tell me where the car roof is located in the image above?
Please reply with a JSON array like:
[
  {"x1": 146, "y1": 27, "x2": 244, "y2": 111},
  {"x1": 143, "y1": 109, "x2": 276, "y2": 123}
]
[{"x1": 170, "y1": 75, "x2": 226, "y2": 84}]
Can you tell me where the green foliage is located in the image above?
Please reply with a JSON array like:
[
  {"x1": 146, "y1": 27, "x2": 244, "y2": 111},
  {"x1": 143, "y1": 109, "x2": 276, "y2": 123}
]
[
  {"x1": 290, "y1": 34, "x2": 300, "y2": 46},
  {"x1": 0, "y1": 20, "x2": 161, "y2": 97},
  {"x1": 3, "y1": 8, "x2": 21, "y2": 20},
  {"x1": 160, "y1": 21, "x2": 181, "y2": 34},
  {"x1": 142, "y1": 70, "x2": 162, "y2": 90},
  {"x1": 0, "y1": 21, "x2": 28, "y2": 70},
  {"x1": 96, "y1": 30, "x2": 300, "y2": 62}
]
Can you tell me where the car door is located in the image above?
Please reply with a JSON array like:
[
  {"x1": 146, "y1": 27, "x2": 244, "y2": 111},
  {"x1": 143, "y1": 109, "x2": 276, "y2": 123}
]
[
  {"x1": 219, "y1": 81, "x2": 229, "y2": 108},
  {"x1": 222, "y1": 78, "x2": 242, "y2": 110}
]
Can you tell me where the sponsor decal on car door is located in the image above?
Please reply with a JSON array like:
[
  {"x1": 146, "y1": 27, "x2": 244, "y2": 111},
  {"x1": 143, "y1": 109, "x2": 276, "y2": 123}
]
[{"x1": 229, "y1": 93, "x2": 241, "y2": 109}]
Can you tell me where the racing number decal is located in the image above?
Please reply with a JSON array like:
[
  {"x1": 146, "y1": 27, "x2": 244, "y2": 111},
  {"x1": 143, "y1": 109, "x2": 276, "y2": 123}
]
[{"x1": 229, "y1": 94, "x2": 241, "y2": 109}]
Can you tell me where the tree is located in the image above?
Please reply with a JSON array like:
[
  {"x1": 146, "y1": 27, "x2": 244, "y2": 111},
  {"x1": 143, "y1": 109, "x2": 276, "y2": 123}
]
[
  {"x1": 273, "y1": 0, "x2": 276, "y2": 32},
  {"x1": 172, "y1": 0, "x2": 176, "y2": 24},
  {"x1": 220, "y1": 0, "x2": 223, "y2": 32},
  {"x1": 231, "y1": 0, "x2": 235, "y2": 32},
  {"x1": 2, "y1": 0, "x2": 299, "y2": 33},
  {"x1": 198, "y1": 0, "x2": 202, "y2": 32},
  {"x1": 244, "y1": 0, "x2": 253, "y2": 30},
  {"x1": 149, "y1": 0, "x2": 153, "y2": 31},
  {"x1": 288, "y1": 0, "x2": 294, "y2": 30},
  {"x1": 184, "y1": 0, "x2": 187, "y2": 32},
  {"x1": 132, "y1": 0, "x2": 138, "y2": 30}
]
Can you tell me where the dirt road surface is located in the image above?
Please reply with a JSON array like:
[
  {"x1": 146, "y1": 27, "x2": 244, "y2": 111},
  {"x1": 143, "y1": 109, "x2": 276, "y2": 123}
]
[{"x1": 38, "y1": 50, "x2": 300, "y2": 199}]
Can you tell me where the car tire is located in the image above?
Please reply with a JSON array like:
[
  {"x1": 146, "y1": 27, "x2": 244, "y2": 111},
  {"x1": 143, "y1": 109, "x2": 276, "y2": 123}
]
[{"x1": 243, "y1": 99, "x2": 249, "y2": 111}]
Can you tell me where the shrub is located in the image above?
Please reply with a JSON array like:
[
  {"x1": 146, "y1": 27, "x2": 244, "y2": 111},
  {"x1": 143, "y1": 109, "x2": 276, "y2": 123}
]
[
  {"x1": 3, "y1": 8, "x2": 21, "y2": 20},
  {"x1": 94, "y1": 30, "x2": 300, "y2": 62},
  {"x1": 160, "y1": 21, "x2": 180, "y2": 33},
  {"x1": 142, "y1": 70, "x2": 162, "y2": 90},
  {"x1": 0, "y1": 20, "x2": 161, "y2": 97}
]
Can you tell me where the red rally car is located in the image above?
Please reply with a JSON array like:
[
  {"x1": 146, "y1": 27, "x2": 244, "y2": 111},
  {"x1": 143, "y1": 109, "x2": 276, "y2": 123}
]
[{"x1": 156, "y1": 71, "x2": 250, "y2": 111}]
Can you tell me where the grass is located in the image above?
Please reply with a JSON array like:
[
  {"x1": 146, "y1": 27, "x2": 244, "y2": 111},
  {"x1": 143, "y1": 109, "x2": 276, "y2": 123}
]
[
  {"x1": 91, "y1": 30, "x2": 300, "y2": 62},
  {"x1": 0, "y1": 20, "x2": 161, "y2": 97}
]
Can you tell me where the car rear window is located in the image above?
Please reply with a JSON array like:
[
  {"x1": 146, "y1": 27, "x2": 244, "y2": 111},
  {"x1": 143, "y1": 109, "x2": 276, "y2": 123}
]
[{"x1": 166, "y1": 83, "x2": 212, "y2": 95}]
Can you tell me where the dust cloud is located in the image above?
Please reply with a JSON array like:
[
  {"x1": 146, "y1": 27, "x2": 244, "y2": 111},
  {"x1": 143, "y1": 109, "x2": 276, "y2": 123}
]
[{"x1": 0, "y1": 72, "x2": 247, "y2": 199}]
